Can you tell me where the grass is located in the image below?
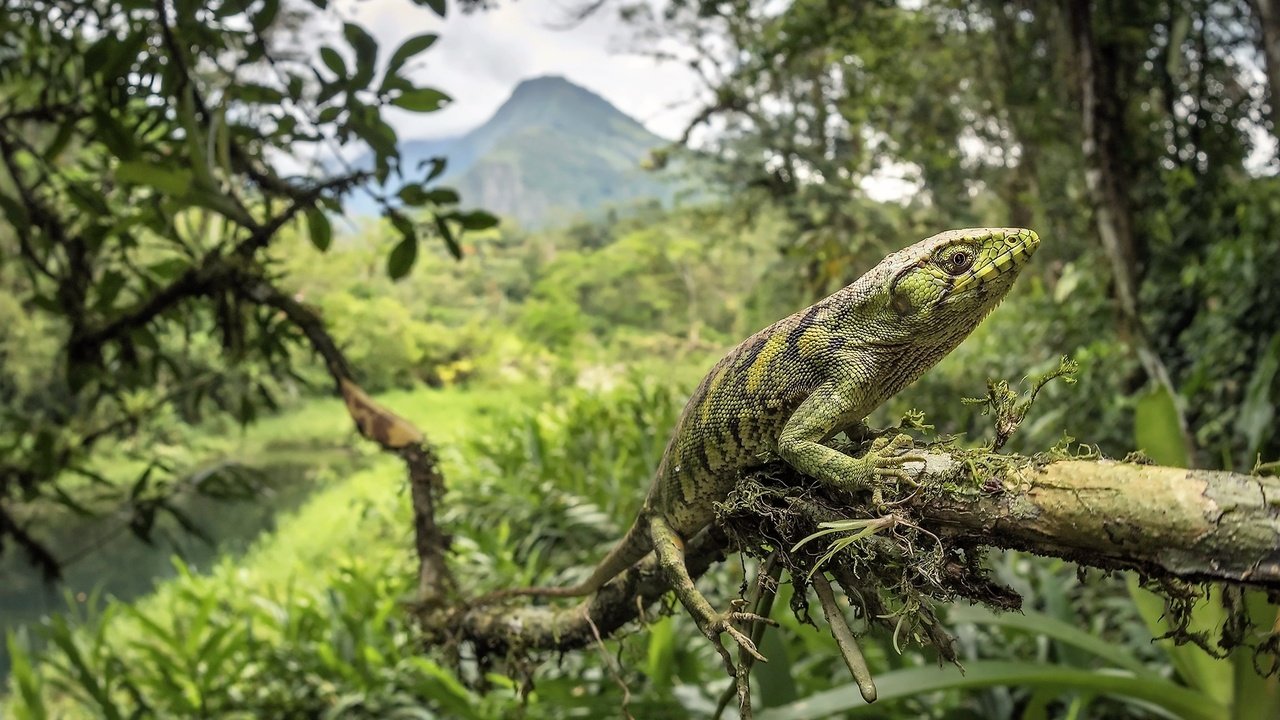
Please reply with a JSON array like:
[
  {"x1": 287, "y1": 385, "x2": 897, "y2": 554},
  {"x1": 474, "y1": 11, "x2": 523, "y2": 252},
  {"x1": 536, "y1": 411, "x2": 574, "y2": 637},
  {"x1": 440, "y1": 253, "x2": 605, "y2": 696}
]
[
  {"x1": 1, "y1": 380, "x2": 552, "y2": 715},
  {"x1": 130, "y1": 380, "x2": 553, "y2": 592},
  {"x1": 15, "y1": 371, "x2": 1266, "y2": 720}
]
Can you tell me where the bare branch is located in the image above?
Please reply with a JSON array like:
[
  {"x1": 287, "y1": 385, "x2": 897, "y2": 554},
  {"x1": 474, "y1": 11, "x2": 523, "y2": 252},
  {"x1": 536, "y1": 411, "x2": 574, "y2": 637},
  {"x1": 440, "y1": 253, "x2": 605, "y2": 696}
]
[{"x1": 232, "y1": 271, "x2": 457, "y2": 608}]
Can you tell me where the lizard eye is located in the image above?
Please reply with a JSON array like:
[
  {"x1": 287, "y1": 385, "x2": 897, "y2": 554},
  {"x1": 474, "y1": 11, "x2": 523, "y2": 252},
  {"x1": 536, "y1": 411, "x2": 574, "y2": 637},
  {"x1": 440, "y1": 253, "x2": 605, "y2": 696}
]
[{"x1": 943, "y1": 248, "x2": 975, "y2": 275}]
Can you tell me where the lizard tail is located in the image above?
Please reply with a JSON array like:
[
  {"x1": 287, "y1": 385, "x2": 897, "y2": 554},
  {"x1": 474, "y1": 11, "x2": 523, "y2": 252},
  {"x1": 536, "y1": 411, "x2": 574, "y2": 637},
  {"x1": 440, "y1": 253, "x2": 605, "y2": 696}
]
[{"x1": 483, "y1": 517, "x2": 653, "y2": 600}]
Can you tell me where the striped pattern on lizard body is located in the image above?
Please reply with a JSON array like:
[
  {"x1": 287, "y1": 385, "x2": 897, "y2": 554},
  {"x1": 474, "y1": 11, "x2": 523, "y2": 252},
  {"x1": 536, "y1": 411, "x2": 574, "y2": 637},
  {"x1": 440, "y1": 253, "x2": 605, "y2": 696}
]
[{"x1": 489, "y1": 227, "x2": 1040, "y2": 666}]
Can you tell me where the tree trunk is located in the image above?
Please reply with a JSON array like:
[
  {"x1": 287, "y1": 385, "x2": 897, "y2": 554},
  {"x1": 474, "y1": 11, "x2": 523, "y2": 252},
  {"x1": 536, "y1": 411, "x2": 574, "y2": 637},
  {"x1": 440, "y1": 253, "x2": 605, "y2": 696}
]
[
  {"x1": 1251, "y1": 0, "x2": 1280, "y2": 140},
  {"x1": 1062, "y1": 0, "x2": 1197, "y2": 461}
]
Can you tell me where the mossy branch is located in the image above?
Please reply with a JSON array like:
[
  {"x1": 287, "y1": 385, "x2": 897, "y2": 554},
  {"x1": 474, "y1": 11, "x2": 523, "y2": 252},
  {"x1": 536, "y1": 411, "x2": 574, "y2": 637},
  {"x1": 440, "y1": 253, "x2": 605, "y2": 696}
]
[{"x1": 436, "y1": 449, "x2": 1280, "y2": 661}]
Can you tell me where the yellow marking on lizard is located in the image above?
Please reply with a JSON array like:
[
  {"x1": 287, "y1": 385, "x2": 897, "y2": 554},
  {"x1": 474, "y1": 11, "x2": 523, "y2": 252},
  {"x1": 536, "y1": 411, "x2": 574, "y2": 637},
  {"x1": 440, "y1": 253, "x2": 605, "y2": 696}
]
[
  {"x1": 699, "y1": 362, "x2": 730, "y2": 423},
  {"x1": 746, "y1": 332, "x2": 789, "y2": 393},
  {"x1": 951, "y1": 230, "x2": 1038, "y2": 293},
  {"x1": 797, "y1": 324, "x2": 831, "y2": 358}
]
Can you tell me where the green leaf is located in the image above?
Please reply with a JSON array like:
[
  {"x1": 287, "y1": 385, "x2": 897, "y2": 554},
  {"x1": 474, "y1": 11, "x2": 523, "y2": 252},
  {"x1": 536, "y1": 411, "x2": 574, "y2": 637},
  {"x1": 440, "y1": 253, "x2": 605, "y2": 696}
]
[
  {"x1": 0, "y1": 193, "x2": 31, "y2": 234},
  {"x1": 386, "y1": 33, "x2": 438, "y2": 77},
  {"x1": 455, "y1": 209, "x2": 499, "y2": 231},
  {"x1": 320, "y1": 47, "x2": 347, "y2": 78},
  {"x1": 147, "y1": 257, "x2": 190, "y2": 281},
  {"x1": 96, "y1": 270, "x2": 128, "y2": 310},
  {"x1": 391, "y1": 87, "x2": 451, "y2": 112},
  {"x1": 420, "y1": 156, "x2": 447, "y2": 181},
  {"x1": 378, "y1": 74, "x2": 414, "y2": 95},
  {"x1": 645, "y1": 617, "x2": 676, "y2": 690},
  {"x1": 307, "y1": 207, "x2": 332, "y2": 251},
  {"x1": 252, "y1": 0, "x2": 280, "y2": 33},
  {"x1": 757, "y1": 628, "x2": 798, "y2": 707},
  {"x1": 7, "y1": 629, "x2": 47, "y2": 719},
  {"x1": 116, "y1": 161, "x2": 192, "y2": 196},
  {"x1": 947, "y1": 605, "x2": 1151, "y2": 675},
  {"x1": 389, "y1": 209, "x2": 416, "y2": 238},
  {"x1": 387, "y1": 211, "x2": 418, "y2": 279},
  {"x1": 1232, "y1": 591, "x2": 1280, "y2": 720},
  {"x1": 343, "y1": 23, "x2": 379, "y2": 89},
  {"x1": 398, "y1": 184, "x2": 430, "y2": 206},
  {"x1": 1237, "y1": 334, "x2": 1280, "y2": 464},
  {"x1": 235, "y1": 82, "x2": 284, "y2": 104},
  {"x1": 348, "y1": 108, "x2": 398, "y2": 163},
  {"x1": 425, "y1": 188, "x2": 459, "y2": 204},
  {"x1": 1134, "y1": 387, "x2": 1188, "y2": 468},
  {"x1": 44, "y1": 118, "x2": 77, "y2": 160},
  {"x1": 1125, "y1": 575, "x2": 1233, "y2": 706},
  {"x1": 756, "y1": 662, "x2": 1223, "y2": 720},
  {"x1": 412, "y1": 0, "x2": 447, "y2": 17},
  {"x1": 94, "y1": 108, "x2": 137, "y2": 160},
  {"x1": 387, "y1": 236, "x2": 417, "y2": 280},
  {"x1": 1021, "y1": 688, "x2": 1055, "y2": 720},
  {"x1": 434, "y1": 214, "x2": 461, "y2": 259}
]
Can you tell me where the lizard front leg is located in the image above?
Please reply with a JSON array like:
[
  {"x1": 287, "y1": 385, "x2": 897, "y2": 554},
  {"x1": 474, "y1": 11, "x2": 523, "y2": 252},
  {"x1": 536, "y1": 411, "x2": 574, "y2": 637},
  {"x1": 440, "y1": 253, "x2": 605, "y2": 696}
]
[
  {"x1": 648, "y1": 513, "x2": 776, "y2": 674},
  {"x1": 777, "y1": 381, "x2": 924, "y2": 491}
]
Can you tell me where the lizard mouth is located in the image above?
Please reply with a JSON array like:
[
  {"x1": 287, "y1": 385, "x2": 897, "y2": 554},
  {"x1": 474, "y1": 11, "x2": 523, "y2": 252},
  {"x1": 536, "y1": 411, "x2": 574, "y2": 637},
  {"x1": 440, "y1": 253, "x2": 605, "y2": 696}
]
[{"x1": 949, "y1": 229, "x2": 1040, "y2": 295}]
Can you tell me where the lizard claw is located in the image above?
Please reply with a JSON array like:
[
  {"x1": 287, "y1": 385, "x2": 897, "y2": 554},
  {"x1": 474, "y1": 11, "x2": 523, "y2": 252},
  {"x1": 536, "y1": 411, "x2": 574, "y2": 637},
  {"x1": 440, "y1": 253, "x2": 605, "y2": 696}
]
[
  {"x1": 702, "y1": 610, "x2": 777, "y2": 669},
  {"x1": 864, "y1": 434, "x2": 926, "y2": 487},
  {"x1": 870, "y1": 432, "x2": 914, "y2": 455}
]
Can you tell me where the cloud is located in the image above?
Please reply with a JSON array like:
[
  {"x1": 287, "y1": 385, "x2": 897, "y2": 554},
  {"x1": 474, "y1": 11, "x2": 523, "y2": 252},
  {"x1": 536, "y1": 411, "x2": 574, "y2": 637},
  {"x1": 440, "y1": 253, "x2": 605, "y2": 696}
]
[{"x1": 335, "y1": 0, "x2": 702, "y2": 140}]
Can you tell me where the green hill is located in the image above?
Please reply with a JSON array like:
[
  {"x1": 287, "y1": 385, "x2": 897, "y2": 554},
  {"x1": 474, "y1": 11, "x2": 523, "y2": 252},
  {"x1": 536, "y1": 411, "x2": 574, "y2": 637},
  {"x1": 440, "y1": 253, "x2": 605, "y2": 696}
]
[{"x1": 394, "y1": 76, "x2": 679, "y2": 228}]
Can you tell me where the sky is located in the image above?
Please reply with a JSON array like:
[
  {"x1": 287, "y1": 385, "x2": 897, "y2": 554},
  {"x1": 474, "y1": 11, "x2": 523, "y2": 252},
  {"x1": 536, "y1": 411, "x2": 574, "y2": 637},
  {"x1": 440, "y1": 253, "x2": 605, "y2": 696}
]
[{"x1": 334, "y1": 0, "x2": 704, "y2": 141}]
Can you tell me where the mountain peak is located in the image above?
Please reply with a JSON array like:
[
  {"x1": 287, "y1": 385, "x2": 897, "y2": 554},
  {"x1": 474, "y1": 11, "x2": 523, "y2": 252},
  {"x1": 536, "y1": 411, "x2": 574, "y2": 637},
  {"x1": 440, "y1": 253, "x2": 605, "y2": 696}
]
[
  {"x1": 512, "y1": 74, "x2": 576, "y2": 91},
  {"x1": 369, "y1": 75, "x2": 677, "y2": 228},
  {"x1": 492, "y1": 75, "x2": 633, "y2": 129},
  {"x1": 510, "y1": 75, "x2": 600, "y2": 99}
]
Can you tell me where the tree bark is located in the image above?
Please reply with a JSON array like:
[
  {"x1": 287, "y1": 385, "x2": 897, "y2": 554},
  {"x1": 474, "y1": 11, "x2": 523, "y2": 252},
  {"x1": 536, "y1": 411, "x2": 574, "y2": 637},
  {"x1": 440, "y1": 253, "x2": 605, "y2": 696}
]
[
  {"x1": 1251, "y1": 0, "x2": 1280, "y2": 141},
  {"x1": 435, "y1": 451, "x2": 1280, "y2": 656},
  {"x1": 1063, "y1": 0, "x2": 1142, "y2": 318}
]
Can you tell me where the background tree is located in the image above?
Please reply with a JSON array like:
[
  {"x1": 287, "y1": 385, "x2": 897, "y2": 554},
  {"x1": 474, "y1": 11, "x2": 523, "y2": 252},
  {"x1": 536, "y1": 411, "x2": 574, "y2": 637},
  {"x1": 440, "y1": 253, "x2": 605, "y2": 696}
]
[
  {"x1": 633, "y1": 0, "x2": 1280, "y2": 468},
  {"x1": 0, "y1": 0, "x2": 493, "y2": 578},
  {"x1": 3, "y1": 0, "x2": 1280, "y2": 718}
]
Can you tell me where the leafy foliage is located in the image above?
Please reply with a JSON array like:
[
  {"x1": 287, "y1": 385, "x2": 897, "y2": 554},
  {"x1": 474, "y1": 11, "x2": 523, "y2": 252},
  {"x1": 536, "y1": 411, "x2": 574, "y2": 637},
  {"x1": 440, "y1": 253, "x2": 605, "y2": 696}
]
[
  {"x1": 3, "y1": 0, "x2": 1280, "y2": 718},
  {"x1": 0, "y1": 0, "x2": 482, "y2": 577},
  {"x1": 634, "y1": 0, "x2": 1280, "y2": 466}
]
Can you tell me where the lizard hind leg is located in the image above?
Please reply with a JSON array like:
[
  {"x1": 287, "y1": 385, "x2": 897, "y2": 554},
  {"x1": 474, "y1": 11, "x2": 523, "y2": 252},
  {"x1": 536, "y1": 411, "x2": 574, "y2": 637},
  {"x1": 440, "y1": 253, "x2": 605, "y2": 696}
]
[{"x1": 647, "y1": 514, "x2": 777, "y2": 675}]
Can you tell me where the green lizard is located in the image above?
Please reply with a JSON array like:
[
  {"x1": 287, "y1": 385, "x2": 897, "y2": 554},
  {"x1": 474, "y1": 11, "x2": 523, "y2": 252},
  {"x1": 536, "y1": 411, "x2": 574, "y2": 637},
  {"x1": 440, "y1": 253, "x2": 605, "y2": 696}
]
[{"x1": 495, "y1": 227, "x2": 1040, "y2": 665}]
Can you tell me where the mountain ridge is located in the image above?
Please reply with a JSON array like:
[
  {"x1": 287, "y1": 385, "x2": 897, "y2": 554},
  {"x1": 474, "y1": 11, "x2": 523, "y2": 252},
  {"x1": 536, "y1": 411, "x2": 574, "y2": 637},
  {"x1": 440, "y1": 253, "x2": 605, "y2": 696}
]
[{"x1": 381, "y1": 75, "x2": 677, "y2": 228}]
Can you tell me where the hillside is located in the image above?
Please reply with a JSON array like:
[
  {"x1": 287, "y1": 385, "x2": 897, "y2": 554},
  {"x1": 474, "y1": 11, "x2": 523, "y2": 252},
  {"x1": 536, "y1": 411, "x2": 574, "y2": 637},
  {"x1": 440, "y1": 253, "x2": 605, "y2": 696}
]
[{"x1": 371, "y1": 76, "x2": 679, "y2": 228}]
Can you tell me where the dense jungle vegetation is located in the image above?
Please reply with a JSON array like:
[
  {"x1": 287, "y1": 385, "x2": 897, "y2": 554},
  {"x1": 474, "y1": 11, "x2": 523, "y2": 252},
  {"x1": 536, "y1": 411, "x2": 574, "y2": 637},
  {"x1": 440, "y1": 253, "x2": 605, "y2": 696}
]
[{"x1": 2, "y1": 0, "x2": 1280, "y2": 718}]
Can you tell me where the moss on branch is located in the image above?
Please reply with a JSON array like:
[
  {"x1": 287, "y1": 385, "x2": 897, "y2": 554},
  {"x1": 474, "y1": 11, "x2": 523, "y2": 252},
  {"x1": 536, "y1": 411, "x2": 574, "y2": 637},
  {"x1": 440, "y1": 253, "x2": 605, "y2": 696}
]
[{"x1": 429, "y1": 445, "x2": 1280, "y2": 669}]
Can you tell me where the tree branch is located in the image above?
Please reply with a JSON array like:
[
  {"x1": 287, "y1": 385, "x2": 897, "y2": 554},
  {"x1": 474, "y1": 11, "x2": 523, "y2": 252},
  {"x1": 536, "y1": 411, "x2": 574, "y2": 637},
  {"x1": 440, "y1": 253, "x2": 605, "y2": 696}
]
[
  {"x1": 232, "y1": 271, "x2": 457, "y2": 608},
  {"x1": 442, "y1": 450, "x2": 1280, "y2": 658},
  {"x1": 0, "y1": 503, "x2": 61, "y2": 581},
  {"x1": 67, "y1": 171, "x2": 367, "y2": 368}
]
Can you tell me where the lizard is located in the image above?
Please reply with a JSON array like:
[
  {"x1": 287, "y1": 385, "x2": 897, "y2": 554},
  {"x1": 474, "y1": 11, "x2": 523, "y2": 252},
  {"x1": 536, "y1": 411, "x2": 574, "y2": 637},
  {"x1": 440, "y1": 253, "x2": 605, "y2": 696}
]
[{"x1": 490, "y1": 227, "x2": 1040, "y2": 666}]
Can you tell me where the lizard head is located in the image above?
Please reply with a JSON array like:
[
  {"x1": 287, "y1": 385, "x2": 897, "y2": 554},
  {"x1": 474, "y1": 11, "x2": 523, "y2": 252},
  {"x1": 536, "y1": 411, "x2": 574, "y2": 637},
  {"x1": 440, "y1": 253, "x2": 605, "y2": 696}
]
[{"x1": 878, "y1": 227, "x2": 1039, "y2": 345}]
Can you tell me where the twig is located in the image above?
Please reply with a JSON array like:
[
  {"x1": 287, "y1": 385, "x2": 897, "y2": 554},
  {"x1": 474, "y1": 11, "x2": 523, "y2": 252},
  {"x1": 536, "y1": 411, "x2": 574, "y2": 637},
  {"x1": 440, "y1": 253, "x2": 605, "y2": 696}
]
[
  {"x1": 715, "y1": 553, "x2": 782, "y2": 720},
  {"x1": 812, "y1": 571, "x2": 877, "y2": 703},
  {"x1": 587, "y1": 610, "x2": 634, "y2": 720}
]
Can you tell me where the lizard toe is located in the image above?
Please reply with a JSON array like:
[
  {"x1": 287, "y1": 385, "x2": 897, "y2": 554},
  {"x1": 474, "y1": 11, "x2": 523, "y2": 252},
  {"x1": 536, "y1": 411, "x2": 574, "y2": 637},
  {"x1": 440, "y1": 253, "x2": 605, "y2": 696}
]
[
  {"x1": 726, "y1": 611, "x2": 779, "y2": 628},
  {"x1": 723, "y1": 624, "x2": 768, "y2": 663}
]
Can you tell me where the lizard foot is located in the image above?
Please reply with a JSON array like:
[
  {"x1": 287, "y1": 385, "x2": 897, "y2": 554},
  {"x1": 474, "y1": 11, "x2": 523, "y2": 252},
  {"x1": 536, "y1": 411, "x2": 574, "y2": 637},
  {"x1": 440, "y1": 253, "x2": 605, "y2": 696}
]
[
  {"x1": 699, "y1": 609, "x2": 778, "y2": 671},
  {"x1": 863, "y1": 433, "x2": 927, "y2": 487}
]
